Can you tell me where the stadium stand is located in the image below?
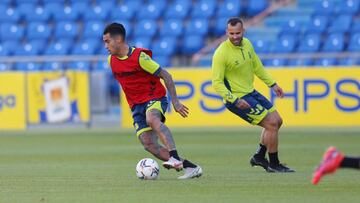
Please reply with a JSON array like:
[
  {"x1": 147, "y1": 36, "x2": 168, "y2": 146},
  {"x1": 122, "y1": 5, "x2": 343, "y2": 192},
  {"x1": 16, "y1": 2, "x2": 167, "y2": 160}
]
[{"x1": 0, "y1": 0, "x2": 358, "y2": 70}]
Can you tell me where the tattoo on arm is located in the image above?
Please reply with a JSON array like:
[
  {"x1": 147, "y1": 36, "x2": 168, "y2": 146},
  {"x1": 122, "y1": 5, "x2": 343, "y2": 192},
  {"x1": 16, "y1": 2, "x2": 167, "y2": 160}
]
[{"x1": 158, "y1": 69, "x2": 179, "y2": 105}]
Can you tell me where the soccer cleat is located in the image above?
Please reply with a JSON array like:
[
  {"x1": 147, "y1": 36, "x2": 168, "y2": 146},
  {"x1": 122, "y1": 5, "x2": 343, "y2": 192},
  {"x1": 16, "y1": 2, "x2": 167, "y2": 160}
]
[
  {"x1": 312, "y1": 146, "x2": 344, "y2": 185},
  {"x1": 250, "y1": 155, "x2": 269, "y2": 170},
  {"x1": 178, "y1": 166, "x2": 203, "y2": 180},
  {"x1": 267, "y1": 163, "x2": 295, "y2": 173},
  {"x1": 162, "y1": 157, "x2": 183, "y2": 171}
]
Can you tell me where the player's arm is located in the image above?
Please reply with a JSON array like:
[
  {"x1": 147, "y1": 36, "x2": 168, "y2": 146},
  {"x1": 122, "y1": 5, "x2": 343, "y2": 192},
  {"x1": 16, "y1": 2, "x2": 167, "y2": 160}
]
[
  {"x1": 250, "y1": 44, "x2": 284, "y2": 98},
  {"x1": 158, "y1": 69, "x2": 189, "y2": 118},
  {"x1": 139, "y1": 52, "x2": 189, "y2": 117}
]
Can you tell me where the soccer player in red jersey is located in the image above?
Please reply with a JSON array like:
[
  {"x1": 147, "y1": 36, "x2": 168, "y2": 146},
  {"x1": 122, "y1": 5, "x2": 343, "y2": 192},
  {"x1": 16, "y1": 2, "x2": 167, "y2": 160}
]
[
  {"x1": 312, "y1": 146, "x2": 360, "y2": 185},
  {"x1": 103, "y1": 23, "x2": 202, "y2": 179}
]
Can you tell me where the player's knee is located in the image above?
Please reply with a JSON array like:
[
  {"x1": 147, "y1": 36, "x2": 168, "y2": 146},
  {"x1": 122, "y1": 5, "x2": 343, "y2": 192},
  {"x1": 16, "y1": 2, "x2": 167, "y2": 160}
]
[
  {"x1": 277, "y1": 116, "x2": 283, "y2": 128},
  {"x1": 146, "y1": 114, "x2": 161, "y2": 129},
  {"x1": 264, "y1": 118, "x2": 278, "y2": 131}
]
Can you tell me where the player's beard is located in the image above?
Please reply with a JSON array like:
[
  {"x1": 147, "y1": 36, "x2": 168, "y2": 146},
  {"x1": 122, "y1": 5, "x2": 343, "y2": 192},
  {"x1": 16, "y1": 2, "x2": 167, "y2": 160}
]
[{"x1": 231, "y1": 36, "x2": 243, "y2": 46}]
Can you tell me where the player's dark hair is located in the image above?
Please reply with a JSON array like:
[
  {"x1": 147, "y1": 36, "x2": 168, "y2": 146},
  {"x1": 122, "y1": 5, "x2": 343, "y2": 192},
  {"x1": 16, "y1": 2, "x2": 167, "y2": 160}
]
[
  {"x1": 227, "y1": 17, "x2": 243, "y2": 27},
  {"x1": 103, "y1": 23, "x2": 126, "y2": 39}
]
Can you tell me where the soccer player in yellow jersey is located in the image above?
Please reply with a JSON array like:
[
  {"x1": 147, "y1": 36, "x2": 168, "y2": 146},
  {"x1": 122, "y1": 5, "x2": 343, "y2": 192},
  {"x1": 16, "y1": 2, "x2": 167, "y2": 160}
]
[{"x1": 212, "y1": 17, "x2": 294, "y2": 173}]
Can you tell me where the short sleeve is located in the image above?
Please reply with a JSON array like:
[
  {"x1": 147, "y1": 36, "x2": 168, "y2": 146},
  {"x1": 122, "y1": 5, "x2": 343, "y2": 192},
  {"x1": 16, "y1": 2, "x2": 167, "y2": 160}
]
[{"x1": 139, "y1": 51, "x2": 161, "y2": 75}]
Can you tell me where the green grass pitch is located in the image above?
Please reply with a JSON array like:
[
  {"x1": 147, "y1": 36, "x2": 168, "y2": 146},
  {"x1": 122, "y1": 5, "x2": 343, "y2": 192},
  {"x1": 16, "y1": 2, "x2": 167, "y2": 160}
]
[{"x1": 0, "y1": 127, "x2": 359, "y2": 203}]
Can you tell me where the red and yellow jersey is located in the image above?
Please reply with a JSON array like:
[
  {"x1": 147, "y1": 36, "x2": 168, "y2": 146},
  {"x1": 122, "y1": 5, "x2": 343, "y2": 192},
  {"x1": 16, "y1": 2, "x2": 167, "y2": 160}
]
[{"x1": 108, "y1": 47, "x2": 166, "y2": 109}]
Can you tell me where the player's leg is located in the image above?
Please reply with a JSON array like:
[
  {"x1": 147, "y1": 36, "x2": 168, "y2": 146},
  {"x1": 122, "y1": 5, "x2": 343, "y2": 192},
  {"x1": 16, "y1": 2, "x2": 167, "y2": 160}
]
[
  {"x1": 145, "y1": 98, "x2": 202, "y2": 178},
  {"x1": 225, "y1": 97, "x2": 269, "y2": 170},
  {"x1": 138, "y1": 130, "x2": 170, "y2": 161},
  {"x1": 341, "y1": 156, "x2": 360, "y2": 169},
  {"x1": 132, "y1": 102, "x2": 169, "y2": 161},
  {"x1": 312, "y1": 146, "x2": 359, "y2": 185}
]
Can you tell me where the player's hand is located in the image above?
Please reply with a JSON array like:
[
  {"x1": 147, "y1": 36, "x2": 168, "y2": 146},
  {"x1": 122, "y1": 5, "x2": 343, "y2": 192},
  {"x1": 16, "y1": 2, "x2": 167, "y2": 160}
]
[
  {"x1": 235, "y1": 99, "x2": 251, "y2": 110},
  {"x1": 173, "y1": 101, "x2": 189, "y2": 118},
  {"x1": 272, "y1": 84, "x2": 284, "y2": 98}
]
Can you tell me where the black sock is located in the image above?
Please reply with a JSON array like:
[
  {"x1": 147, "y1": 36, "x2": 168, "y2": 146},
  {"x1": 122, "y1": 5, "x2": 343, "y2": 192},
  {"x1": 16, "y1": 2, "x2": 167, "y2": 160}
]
[
  {"x1": 340, "y1": 157, "x2": 360, "y2": 169},
  {"x1": 254, "y1": 143, "x2": 267, "y2": 158},
  {"x1": 169, "y1": 150, "x2": 181, "y2": 161},
  {"x1": 268, "y1": 152, "x2": 280, "y2": 166},
  {"x1": 183, "y1": 159, "x2": 197, "y2": 168}
]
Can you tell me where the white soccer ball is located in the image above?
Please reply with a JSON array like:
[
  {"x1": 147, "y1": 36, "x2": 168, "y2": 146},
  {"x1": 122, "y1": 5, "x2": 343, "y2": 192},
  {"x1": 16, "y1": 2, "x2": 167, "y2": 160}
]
[{"x1": 136, "y1": 158, "x2": 160, "y2": 180}]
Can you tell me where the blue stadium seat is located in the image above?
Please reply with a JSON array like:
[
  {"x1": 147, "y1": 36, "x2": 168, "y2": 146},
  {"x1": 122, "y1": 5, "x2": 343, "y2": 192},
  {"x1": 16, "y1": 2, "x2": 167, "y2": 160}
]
[
  {"x1": 327, "y1": 14, "x2": 353, "y2": 34},
  {"x1": 15, "y1": 42, "x2": 42, "y2": 56},
  {"x1": 43, "y1": 2, "x2": 64, "y2": 19},
  {"x1": 55, "y1": 21, "x2": 79, "y2": 39},
  {"x1": 164, "y1": 0, "x2": 191, "y2": 20},
  {"x1": 264, "y1": 59, "x2": 287, "y2": 67},
  {"x1": 152, "y1": 55, "x2": 171, "y2": 67},
  {"x1": 272, "y1": 35, "x2": 297, "y2": 53},
  {"x1": 246, "y1": 0, "x2": 269, "y2": 17},
  {"x1": 191, "y1": 0, "x2": 216, "y2": 18},
  {"x1": 45, "y1": 0, "x2": 66, "y2": 3},
  {"x1": 347, "y1": 33, "x2": 360, "y2": 52},
  {"x1": 68, "y1": 61, "x2": 90, "y2": 71},
  {"x1": 28, "y1": 40, "x2": 47, "y2": 54},
  {"x1": 281, "y1": 19, "x2": 302, "y2": 35},
  {"x1": 160, "y1": 19, "x2": 183, "y2": 37},
  {"x1": 264, "y1": 17, "x2": 289, "y2": 27},
  {"x1": 0, "y1": 7, "x2": 20, "y2": 23},
  {"x1": 44, "y1": 39, "x2": 72, "y2": 55},
  {"x1": 314, "y1": 58, "x2": 337, "y2": 66},
  {"x1": 336, "y1": 0, "x2": 360, "y2": 15},
  {"x1": 70, "y1": 2, "x2": 88, "y2": 20},
  {"x1": 83, "y1": 5, "x2": 110, "y2": 21},
  {"x1": 83, "y1": 21, "x2": 105, "y2": 38},
  {"x1": 297, "y1": 34, "x2": 321, "y2": 52},
  {"x1": 337, "y1": 58, "x2": 358, "y2": 66},
  {"x1": 53, "y1": 5, "x2": 80, "y2": 21},
  {"x1": 21, "y1": 5, "x2": 51, "y2": 22},
  {"x1": 15, "y1": 0, "x2": 40, "y2": 3},
  {"x1": 0, "y1": 23, "x2": 24, "y2": 40},
  {"x1": 0, "y1": 41, "x2": 19, "y2": 56},
  {"x1": 131, "y1": 37, "x2": 152, "y2": 48},
  {"x1": 0, "y1": 43, "x2": 11, "y2": 56},
  {"x1": 98, "y1": 0, "x2": 117, "y2": 10},
  {"x1": 98, "y1": 46, "x2": 108, "y2": 55},
  {"x1": 42, "y1": 61, "x2": 65, "y2": 71},
  {"x1": 185, "y1": 18, "x2": 209, "y2": 37},
  {"x1": 15, "y1": 62, "x2": 41, "y2": 71},
  {"x1": 27, "y1": 22, "x2": 52, "y2": 40},
  {"x1": 216, "y1": 0, "x2": 243, "y2": 18},
  {"x1": 252, "y1": 39, "x2": 272, "y2": 53},
  {"x1": 0, "y1": 62, "x2": 11, "y2": 71},
  {"x1": 322, "y1": 33, "x2": 344, "y2": 52},
  {"x1": 71, "y1": 39, "x2": 100, "y2": 55},
  {"x1": 287, "y1": 59, "x2": 313, "y2": 66},
  {"x1": 212, "y1": 17, "x2": 228, "y2": 36},
  {"x1": 151, "y1": 37, "x2": 177, "y2": 56},
  {"x1": 94, "y1": 60, "x2": 110, "y2": 71},
  {"x1": 68, "y1": 0, "x2": 92, "y2": 2},
  {"x1": 351, "y1": 20, "x2": 360, "y2": 32},
  {"x1": 133, "y1": 20, "x2": 158, "y2": 38},
  {"x1": 181, "y1": 35, "x2": 204, "y2": 55},
  {"x1": 110, "y1": 2, "x2": 137, "y2": 21},
  {"x1": 137, "y1": 0, "x2": 166, "y2": 20},
  {"x1": 313, "y1": 0, "x2": 336, "y2": 15},
  {"x1": 281, "y1": 17, "x2": 310, "y2": 35},
  {"x1": 306, "y1": 15, "x2": 329, "y2": 34}
]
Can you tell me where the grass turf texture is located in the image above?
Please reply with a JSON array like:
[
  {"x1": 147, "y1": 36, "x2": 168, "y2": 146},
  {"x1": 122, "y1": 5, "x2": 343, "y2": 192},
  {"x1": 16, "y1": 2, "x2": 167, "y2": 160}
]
[{"x1": 0, "y1": 127, "x2": 359, "y2": 203}]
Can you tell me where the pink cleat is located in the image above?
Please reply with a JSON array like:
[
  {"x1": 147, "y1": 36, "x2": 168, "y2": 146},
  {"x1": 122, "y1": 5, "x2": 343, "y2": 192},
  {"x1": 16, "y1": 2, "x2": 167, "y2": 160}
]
[{"x1": 312, "y1": 146, "x2": 344, "y2": 185}]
